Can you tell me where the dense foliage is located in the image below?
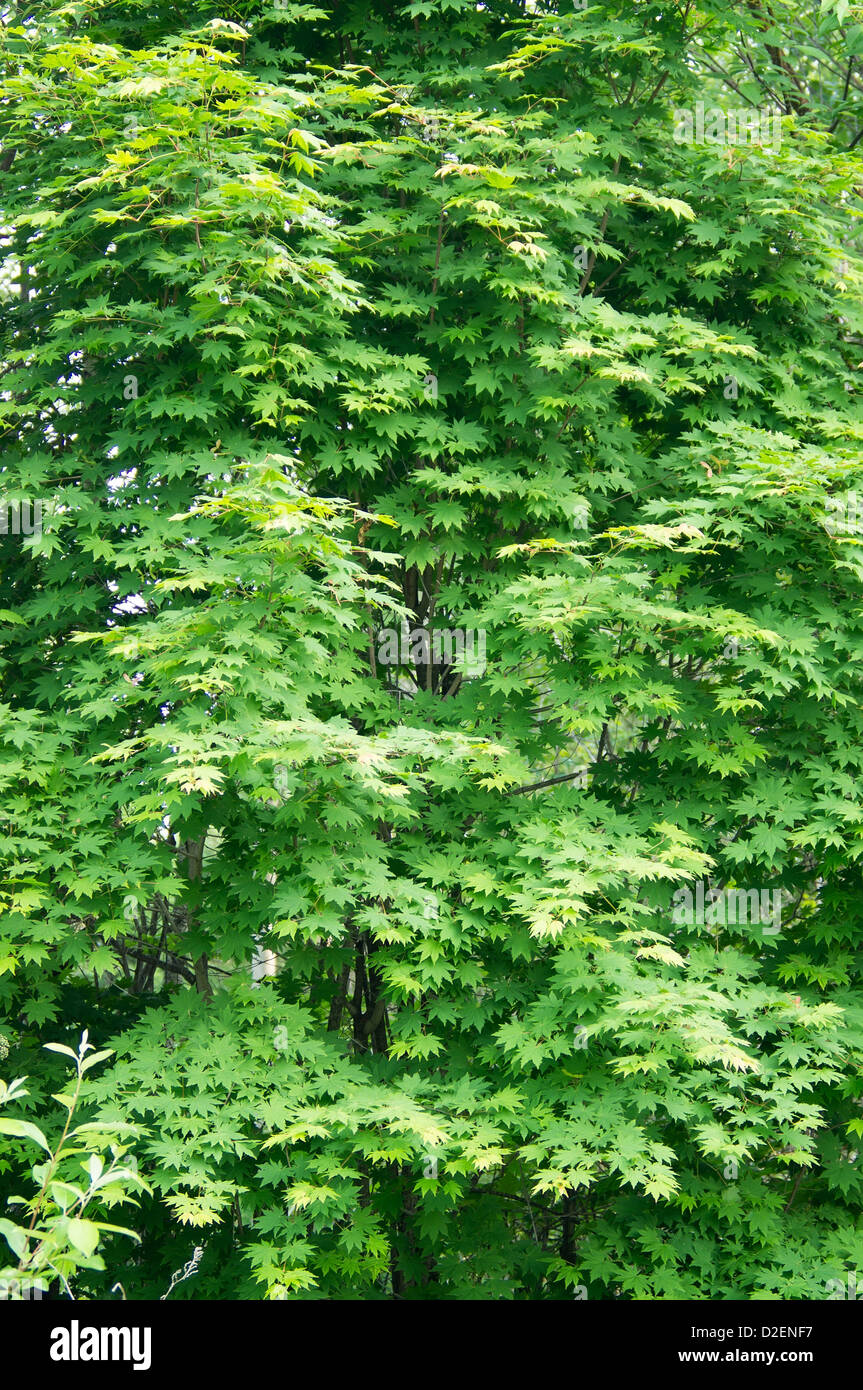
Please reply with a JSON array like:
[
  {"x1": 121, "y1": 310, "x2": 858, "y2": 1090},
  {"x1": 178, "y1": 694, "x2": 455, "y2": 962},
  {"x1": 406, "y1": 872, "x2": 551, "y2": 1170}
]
[{"x1": 3, "y1": 0, "x2": 863, "y2": 1300}]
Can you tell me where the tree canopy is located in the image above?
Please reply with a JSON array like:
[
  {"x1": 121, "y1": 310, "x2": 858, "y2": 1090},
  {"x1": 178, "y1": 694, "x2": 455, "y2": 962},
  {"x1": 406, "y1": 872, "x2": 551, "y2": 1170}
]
[{"x1": 3, "y1": 0, "x2": 863, "y2": 1301}]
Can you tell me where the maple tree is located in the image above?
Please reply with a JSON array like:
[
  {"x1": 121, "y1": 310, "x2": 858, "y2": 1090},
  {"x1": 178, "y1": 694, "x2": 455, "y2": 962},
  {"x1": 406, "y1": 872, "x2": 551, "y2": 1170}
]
[{"x1": 2, "y1": 0, "x2": 863, "y2": 1299}]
